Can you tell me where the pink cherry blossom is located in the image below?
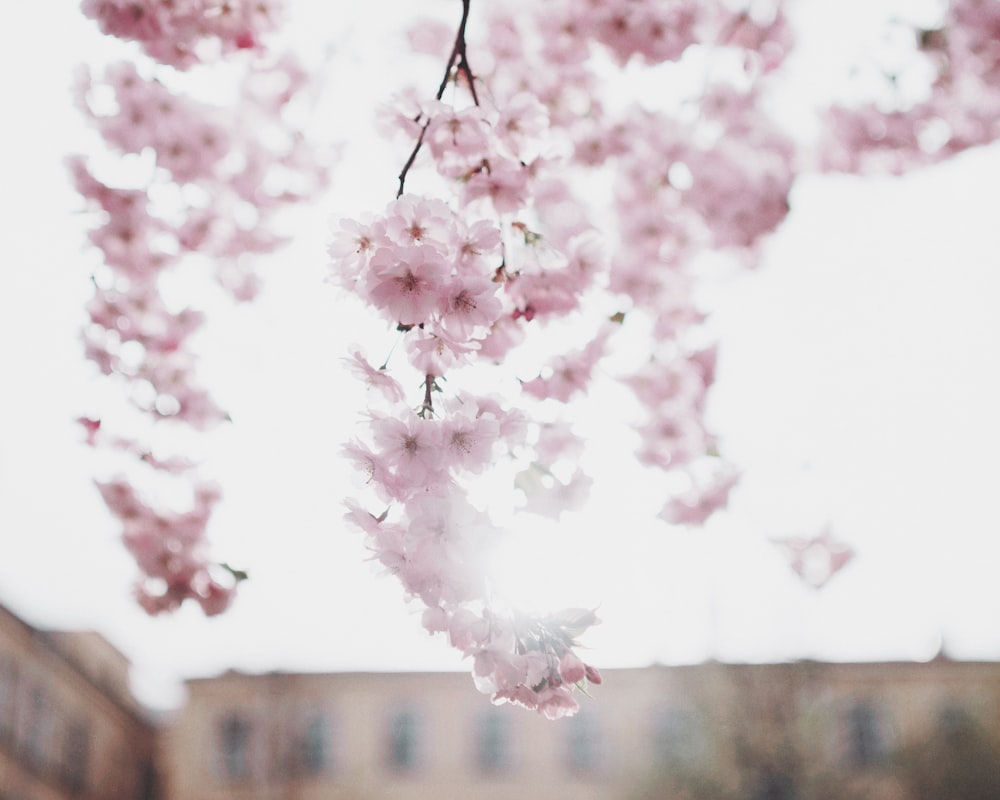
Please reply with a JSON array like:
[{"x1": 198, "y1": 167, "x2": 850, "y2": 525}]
[
  {"x1": 327, "y1": 216, "x2": 378, "y2": 288},
  {"x1": 438, "y1": 275, "x2": 504, "y2": 339},
  {"x1": 405, "y1": 327, "x2": 481, "y2": 375},
  {"x1": 521, "y1": 328, "x2": 611, "y2": 403},
  {"x1": 658, "y1": 467, "x2": 739, "y2": 527},
  {"x1": 382, "y1": 195, "x2": 456, "y2": 251},
  {"x1": 517, "y1": 466, "x2": 593, "y2": 519},
  {"x1": 558, "y1": 651, "x2": 587, "y2": 684},
  {"x1": 454, "y1": 218, "x2": 502, "y2": 266},
  {"x1": 368, "y1": 245, "x2": 449, "y2": 326},
  {"x1": 772, "y1": 527, "x2": 856, "y2": 590},
  {"x1": 370, "y1": 414, "x2": 445, "y2": 490},
  {"x1": 344, "y1": 349, "x2": 406, "y2": 404},
  {"x1": 424, "y1": 102, "x2": 492, "y2": 164},
  {"x1": 447, "y1": 607, "x2": 491, "y2": 651},
  {"x1": 440, "y1": 411, "x2": 500, "y2": 474},
  {"x1": 462, "y1": 157, "x2": 531, "y2": 213},
  {"x1": 75, "y1": 0, "x2": 328, "y2": 617}
]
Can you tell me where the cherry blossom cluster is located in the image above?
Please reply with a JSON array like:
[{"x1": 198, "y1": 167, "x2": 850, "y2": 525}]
[
  {"x1": 465, "y1": 1, "x2": 797, "y2": 527},
  {"x1": 332, "y1": 0, "x2": 614, "y2": 717},
  {"x1": 332, "y1": 0, "x2": 800, "y2": 714},
  {"x1": 335, "y1": 0, "x2": 1000, "y2": 713},
  {"x1": 74, "y1": 0, "x2": 327, "y2": 614},
  {"x1": 335, "y1": 0, "x2": 800, "y2": 715},
  {"x1": 522, "y1": 0, "x2": 793, "y2": 72},
  {"x1": 80, "y1": 0, "x2": 284, "y2": 69},
  {"x1": 771, "y1": 527, "x2": 855, "y2": 591},
  {"x1": 821, "y1": 0, "x2": 1000, "y2": 173},
  {"x1": 333, "y1": 205, "x2": 606, "y2": 715}
]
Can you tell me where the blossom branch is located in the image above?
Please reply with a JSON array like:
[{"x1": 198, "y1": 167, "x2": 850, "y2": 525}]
[
  {"x1": 396, "y1": 0, "x2": 479, "y2": 198},
  {"x1": 74, "y1": 0, "x2": 329, "y2": 615},
  {"x1": 420, "y1": 374, "x2": 437, "y2": 418},
  {"x1": 437, "y1": 0, "x2": 479, "y2": 107}
]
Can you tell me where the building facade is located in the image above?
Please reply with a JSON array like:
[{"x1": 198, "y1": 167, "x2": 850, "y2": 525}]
[
  {"x1": 0, "y1": 604, "x2": 158, "y2": 800},
  {"x1": 161, "y1": 658, "x2": 1000, "y2": 800},
  {"x1": 3, "y1": 596, "x2": 999, "y2": 800}
]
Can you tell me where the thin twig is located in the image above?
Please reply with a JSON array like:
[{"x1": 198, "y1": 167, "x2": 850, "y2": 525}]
[
  {"x1": 419, "y1": 374, "x2": 437, "y2": 417},
  {"x1": 397, "y1": 121, "x2": 431, "y2": 198},
  {"x1": 396, "y1": 0, "x2": 479, "y2": 197}
]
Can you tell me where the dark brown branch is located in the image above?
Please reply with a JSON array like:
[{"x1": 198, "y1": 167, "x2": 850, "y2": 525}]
[
  {"x1": 396, "y1": 0, "x2": 479, "y2": 198},
  {"x1": 419, "y1": 374, "x2": 437, "y2": 418},
  {"x1": 437, "y1": 0, "x2": 479, "y2": 107},
  {"x1": 396, "y1": 121, "x2": 431, "y2": 198}
]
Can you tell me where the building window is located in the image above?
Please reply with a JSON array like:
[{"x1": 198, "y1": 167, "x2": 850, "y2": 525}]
[
  {"x1": 565, "y1": 710, "x2": 605, "y2": 775},
  {"x1": 135, "y1": 759, "x2": 158, "y2": 800},
  {"x1": 61, "y1": 717, "x2": 90, "y2": 794},
  {"x1": 751, "y1": 765, "x2": 798, "y2": 800},
  {"x1": 0, "y1": 660, "x2": 16, "y2": 741},
  {"x1": 475, "y1": 709, "x2": 512, "y2": 775},
  {"x1": 652, "y1": 706, "x2": 707, "y2": 765},
  {"x1": 387, "y1": 708, "x2": 420, "y2": 772},
  {"x1": 300, "y1": 711, "x2": 330, "y2": 776},
  {"x1": 218, "y1": 714, "x2": 253, "y2": 781},
  {"x1": 845, "y1": 701, "x2": 889, "y2": 768},
  {"x1": 20, "y1": 686, "x2": 52, "y2": 770},
  {"x1": 937, "y1": 703, "x2": 974, "y2": 736}
]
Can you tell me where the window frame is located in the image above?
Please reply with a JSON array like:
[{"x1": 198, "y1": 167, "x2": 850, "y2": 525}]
[
  {"x1": 385, "y1": 706, "x2": 422, "y2": 774},
  {"x1": 473, "y1": 707, "x2": 514, "y2": 776},
  {"x1": 216, "y1": 712, "x2": 254, "y2": 782}
]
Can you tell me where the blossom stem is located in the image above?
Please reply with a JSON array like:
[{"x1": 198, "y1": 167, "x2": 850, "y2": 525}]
[
  {"x1": 437, "y1": 0, "x2": 479, "y2": 107},
  {"x1": 396, "y1": 0, "x2": 478, "y2": 198},
  {"x1": 397, "y1": 122, "x2": 430, "y2": 198},
  {"x1": 420, "y1": 373, "x2": 437, "y2": 418}
]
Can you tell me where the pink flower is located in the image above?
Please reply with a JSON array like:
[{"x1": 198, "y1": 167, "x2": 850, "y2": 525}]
[
  {"x1": 591, "y1": 2, "x2": 699, "y2": 65},
  {"x1": 473, "y1": 647, "x2": 527, "y2": 693},
  {"x1": 344, "y1": 349, "x2": 406, "y2": 404},
  {"x1": 772, "y1": 527, "x2": 856, "y2": 590},
  {"x1": 440, "y1": 411, "x2": 500, "y2": 474},
  {"x1": 422, "y1": 605, "x2": 450, "y2": 634},
  {"x1": 341, "y1": 439, "x2": 398, "y2": 500},
  {"x1": 368, "y1": 245, "x2": 449, "y2": 326},
  {"x1": 135, "y1": 583, "x2": 184, "y2": 616},
  {"x1": 343, "y1": 498, "x2": 390, "y2": 537},
  {"x1": 534, "y1": 422, "x2": 584, "y2": 464},
  {"x1": 77, "y1": 416, "x2": 102, "y2": 446},
  {"x1": 536, "y1": 685, "x2": 580, "y2": 720},
  {"x1": 477, "y1": 315, "x2": 526, "y2": 361},
  {"x1": 454, "y1": 219, "x2": 502, "y2": 267},
  {"x1": 635, "y1": 413, "x2": 706, "y2": 470},
  {"x1": 407, "y1": 18, "x2": 454, "y2": 57},
  {"x1": 658, "y1": 467, "x2": 739, "y2": 526},
  {"x1": 470, "y1": 396, "x2": 528, "y2": 445},
  {"x1": 371, "y1": 414, "x2": 444, "y2": 488},
  {"x1": 328, "y1": 216, "x2": 378, "y2": 288},
  {"x1": 196, "y1": 577, "x2": 236, "y2": 616},
  {"x1": 517, "y1": 465, "x2": 593, "y2": 519},
  {"x1": 584, "y1": 664, "x2": 603, "y2": 685},
  {"x1": 406, "y1": 327, "x2": 480, "y2": 375},
  {"x1": 558, "y1": 651, "x2": 586, "y2": 684},
  {"x1": 496, "y1": 92, "x2": 549, "y2": 157},
  {"x1": 463, "y1": 158, "x2": 530, "y2": 213},
  {"x1": 439, "y1": 275, "x2": 504, "y2": 340},
  {"x1": 382, "y1": 195, "x2": 455, "y2": 251},
  {"x1": 425, "y1": 102, "x2": 491, "y2": 163},
  {"x1": 448, "y1": 608, "x2": 491, "y2": 652},
  {"x1": 521, "y1": 328, "x2": 610, "y2": 403}
]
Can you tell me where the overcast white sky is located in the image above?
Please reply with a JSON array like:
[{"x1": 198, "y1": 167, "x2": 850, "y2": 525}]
[{"x1": 1, "y1": 1, "x2": 999, "y2": 710}]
